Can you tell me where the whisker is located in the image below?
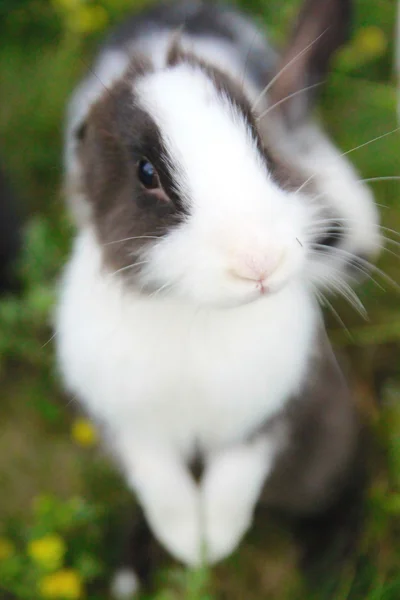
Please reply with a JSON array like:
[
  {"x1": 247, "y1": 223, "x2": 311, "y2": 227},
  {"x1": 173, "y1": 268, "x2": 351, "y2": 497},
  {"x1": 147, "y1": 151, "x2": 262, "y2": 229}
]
[
  {"x1": 294, "y1": 173, "x2": 316, "y2": 196},
  {"x1": 251, "y1": 27, "x2": 330, "y2": 111},
  {"x1": 149, "y1": 280, "x2": 177, "y2": 299},
  {"x1": 305, "y1": 235, "x2": 343, "y2": 243},
  {"x1": 304, "y1": 214, "x2": 400, "y2": 241},
  {"x1": 321, "y1": 245, "x2": 400, "y2": 293},
  {"x1": 379, "y1": 225, "x2": 400, "y2": 239},
  {"x1": 309, "y1": 216, "x2": 355, "y2": 224},
  {"x1": 359, "y1": 263, "x2": 400, "y2": 294},
  {"x1": 338, "y1": 127, "x2": 400, "y2": 160},
  {"x1": 308, "y1": 254, "x2": 369, "y2": 319},
  {"x1": 333, "y1": 281, "x2": 368, "y2": 320},
  {"x1": 310, "y1": 283, "x2": 352, "y2": 337},
  {"x1": 110, "y1": 260, "x2": 150, "y2": 277},
  {"x1": 304, "y1": 221, "x2": 353, "y2": 237},
  {"x1": 289, "y1": 129, "x2": 400, "y2": 191},
  {"x1": 305, "y1": 226, "x2": 345, "y2": 236},
  {"x1": 311, "y1": 217, "x2": 356, "y2": 225},
  {"x1": 310, "y1": 244, "x2": 358, "y2": 258},
  {"x1": 311, "y1": 244, "x2": 385, "y2": 291},
  {"x1": 41, "y1": 331, "x2": 58, "y2": 349},
  {"x1": 105, "y1": 235, "x2": 159, "y2": 246},
  {"x1": 310, "y1": 282, "x2": 325, "y2": 304},
  {"x1": 311, "y1": 244, "x2": 373, "y2": 268},
  {"x1": 383, "y1": 237, "x2": 400, "y2": 250},
  {"x1": 322, "y1": 275, "x2": 368, "y2": 320},
  {"x1": 357, "y1": 176, "x2": 400, "y2": 185},
  {"x1": 65, "y1": 393, "x2": 79, "y2": 409},
  {"x1": 304, "y1": 235, "x2": 342, "y2": 245},
  {"x1": 256, "y1": 82, "x2": 323, "y2": 122},
  {"x1": 323, "y1": 298, "x2": 353, "y2": 336},
  {"x1": 382, "y1": 245, "x2": 400, "y2": 259}
]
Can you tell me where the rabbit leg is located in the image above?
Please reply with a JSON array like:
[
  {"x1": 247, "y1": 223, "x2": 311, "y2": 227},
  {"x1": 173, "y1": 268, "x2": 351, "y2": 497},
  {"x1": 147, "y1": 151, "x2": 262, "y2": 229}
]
[
  {"x1": 201, "y1": 435, "x2": 276, "y2": 564},
  {"x1": 116, "y1": 437, "x2": 202, "y2": 566}
]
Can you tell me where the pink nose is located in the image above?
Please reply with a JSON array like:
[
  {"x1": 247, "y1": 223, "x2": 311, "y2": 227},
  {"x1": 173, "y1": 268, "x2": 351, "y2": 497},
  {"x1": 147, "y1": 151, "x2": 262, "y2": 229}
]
[
  {"x1": 229, "y1": 267, "x2": 264, "y2": 282},
  {"x1": 229, "y1": 267, "x2": 268, "y2": 295},
  {"x1": 230, "y1": 254, "x2": 275, "y2": 283}
]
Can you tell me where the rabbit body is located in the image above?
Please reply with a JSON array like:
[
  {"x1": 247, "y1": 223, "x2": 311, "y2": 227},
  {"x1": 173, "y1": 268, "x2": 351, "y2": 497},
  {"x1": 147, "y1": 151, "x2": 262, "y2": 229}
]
[{"x1": 57, "y1": 0, "x2": 372, "y2": 578}]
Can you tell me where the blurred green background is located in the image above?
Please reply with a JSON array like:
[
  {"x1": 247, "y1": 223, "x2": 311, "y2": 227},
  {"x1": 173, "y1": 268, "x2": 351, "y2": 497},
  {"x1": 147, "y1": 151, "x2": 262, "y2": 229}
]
[{"x1": 0, "y1": 0, "x2": 399, "y2": 598}]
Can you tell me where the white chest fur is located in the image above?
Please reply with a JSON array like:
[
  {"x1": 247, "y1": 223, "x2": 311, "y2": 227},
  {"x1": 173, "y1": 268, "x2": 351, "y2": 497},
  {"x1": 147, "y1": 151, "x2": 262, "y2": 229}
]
[{"x1": 56, "y1": 230, "x2": 317, "y2": 457}]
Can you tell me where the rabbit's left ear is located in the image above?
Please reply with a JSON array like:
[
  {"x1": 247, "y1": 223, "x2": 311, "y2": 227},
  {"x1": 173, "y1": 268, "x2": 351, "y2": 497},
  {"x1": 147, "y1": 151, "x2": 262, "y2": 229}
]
[{"x1": 269, "y1": 0, "x2": 352, "y2": 126}]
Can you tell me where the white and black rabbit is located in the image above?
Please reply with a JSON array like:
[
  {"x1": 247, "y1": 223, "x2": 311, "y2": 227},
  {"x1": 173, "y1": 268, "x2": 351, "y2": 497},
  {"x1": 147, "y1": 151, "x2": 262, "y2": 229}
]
[
  {"x1": 64, "y1": 0, "x2": 381, "y2": 291},
  {"x1": 57, "y1": 0, "x2": 380, "y2": 595}
]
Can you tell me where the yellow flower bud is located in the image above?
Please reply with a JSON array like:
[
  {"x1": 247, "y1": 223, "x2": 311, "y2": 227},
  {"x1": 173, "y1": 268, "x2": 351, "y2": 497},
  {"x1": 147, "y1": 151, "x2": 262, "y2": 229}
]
[
  {"x1": 28, "y1": 534, "x2": 66, "y2": 571},
  {"x1": 353, "y1": 26, "x2": 387, "y2": 58},
  {"x1": 0, "y1": 537, "x2": 15, "y2": 560},
  {"x1": 39, "y1": 569, "x2": 83, "y2": 599},
  {"x1": 71, "y1": 418, "x2": 98, "y2": 447},
  {"x1": 68, "y1": 6, "x2": 109, "y2": 34}
]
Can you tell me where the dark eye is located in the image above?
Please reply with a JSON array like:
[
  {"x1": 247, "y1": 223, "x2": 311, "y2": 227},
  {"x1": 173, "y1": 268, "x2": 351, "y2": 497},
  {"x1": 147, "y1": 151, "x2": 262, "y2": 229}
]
[
  {"x1": 138, "y1": 159, "x2": 159, "y2": 189},
  {"x1": 315, "y1": 222, "x2": 344, "y2": 248}
]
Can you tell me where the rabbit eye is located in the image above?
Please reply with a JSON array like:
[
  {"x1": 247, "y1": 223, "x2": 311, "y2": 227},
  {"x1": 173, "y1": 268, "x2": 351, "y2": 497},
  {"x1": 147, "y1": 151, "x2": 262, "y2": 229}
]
[
  {"x1": 316, "y1": 222, "x2": 344, "y2": 248},
  {"x1": 138, "y1": 159, "x2": 159, "y2": 189}
]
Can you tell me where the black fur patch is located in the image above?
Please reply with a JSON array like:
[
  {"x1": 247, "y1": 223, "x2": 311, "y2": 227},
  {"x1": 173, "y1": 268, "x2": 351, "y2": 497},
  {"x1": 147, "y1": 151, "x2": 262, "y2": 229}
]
[
  {"x1": 79, "y1": 60, "x2": 188, "y2": 277},
  {"x1": 78, "y1": 20, "x2": 310, "y2": 281}
]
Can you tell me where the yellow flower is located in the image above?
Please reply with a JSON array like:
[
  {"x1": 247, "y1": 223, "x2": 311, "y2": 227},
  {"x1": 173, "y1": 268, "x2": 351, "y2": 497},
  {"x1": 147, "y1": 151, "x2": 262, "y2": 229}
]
[
  {"x1": 39, "y1": 569, "x2": 83, "y2": 599},
  {"x1": 335, "y1": 25, "x2": 387, "y2": 72},
  {"x1": 0, "y1": 537, "x2": 15, "y2": 560},
  {"x1": 68, "y1": 5, "x2": 109, "y2": 34},
  {"x1": 71, "y1": 418, "x2": 98, "y2": 447},
  {"x1": 353, "y1": 26, "x2": 387, "y2": 59},
  {"x1": 28, "y1": 534, "x2": 66, "y2": 571}
]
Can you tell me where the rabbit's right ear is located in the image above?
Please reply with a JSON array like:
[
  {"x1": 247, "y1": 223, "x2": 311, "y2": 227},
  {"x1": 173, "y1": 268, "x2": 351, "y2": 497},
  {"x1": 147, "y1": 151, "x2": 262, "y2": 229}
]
[{"x1": 269, "y1": 0, "x2": 352, "y2": 127}]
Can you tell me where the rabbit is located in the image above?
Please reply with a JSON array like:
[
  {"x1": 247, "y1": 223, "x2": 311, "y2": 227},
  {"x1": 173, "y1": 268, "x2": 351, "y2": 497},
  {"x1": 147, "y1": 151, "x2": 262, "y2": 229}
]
[
  {"x1": 64, "y1": 0, "x2": 381, "y2": 296},
  {"x1": 56, "y1": 0, "x2": 376, "y2": 595}
]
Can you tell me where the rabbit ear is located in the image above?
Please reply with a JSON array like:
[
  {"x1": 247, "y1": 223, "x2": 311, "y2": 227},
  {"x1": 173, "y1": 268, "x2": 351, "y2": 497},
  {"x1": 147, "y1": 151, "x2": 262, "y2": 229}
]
[{"x1": 269, "y1": 0, "x2": 352, "y2": 126}]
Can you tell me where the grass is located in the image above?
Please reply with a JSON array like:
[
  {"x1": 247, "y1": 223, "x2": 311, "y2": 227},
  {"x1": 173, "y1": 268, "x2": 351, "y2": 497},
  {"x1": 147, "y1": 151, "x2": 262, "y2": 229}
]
[{"x1": 0, "y1": 0, "x2": 399, "y2": 598}]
